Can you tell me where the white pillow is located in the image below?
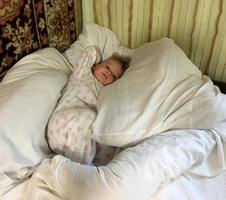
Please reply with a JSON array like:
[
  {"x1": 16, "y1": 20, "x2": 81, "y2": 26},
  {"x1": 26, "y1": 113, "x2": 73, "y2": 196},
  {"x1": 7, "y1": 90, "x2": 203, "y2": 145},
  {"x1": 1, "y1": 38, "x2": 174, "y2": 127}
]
[
  {"x1": 92, "y1": 38, "x2": 226, "y2": 147},
  {"x1": 63, "y1": 23, "x2": 134, "y2": 68},
  {"x1": 0, "y1": 48, "x2": 72, "y2": 186}
]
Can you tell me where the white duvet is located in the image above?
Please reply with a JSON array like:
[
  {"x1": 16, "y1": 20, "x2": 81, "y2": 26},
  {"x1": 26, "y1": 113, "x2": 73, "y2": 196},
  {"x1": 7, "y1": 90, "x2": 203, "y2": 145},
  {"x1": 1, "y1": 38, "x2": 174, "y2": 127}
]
[
  {"x1": 24, "y1": 128, "x2": 226, "y2": 200},
  {"x1": 1, "y1": 37, "x2": 226, "y2": 199},
  {"x1": 0, "y1": 48, "x2": 72, "y2": 197},
  {"x1": 23, "y1": 39, "x2": 226, "y2": 200}
]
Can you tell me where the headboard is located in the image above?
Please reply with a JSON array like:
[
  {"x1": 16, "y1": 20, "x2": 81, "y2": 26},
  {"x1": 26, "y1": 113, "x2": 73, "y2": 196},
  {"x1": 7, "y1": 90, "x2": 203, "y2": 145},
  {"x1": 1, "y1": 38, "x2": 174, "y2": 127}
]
[
  {"x1": 82, "y1": 0, "x2": 226, "y2": 83},
  {"x1": 0, "y1": 0, "x2": 82, "y2": 80}
]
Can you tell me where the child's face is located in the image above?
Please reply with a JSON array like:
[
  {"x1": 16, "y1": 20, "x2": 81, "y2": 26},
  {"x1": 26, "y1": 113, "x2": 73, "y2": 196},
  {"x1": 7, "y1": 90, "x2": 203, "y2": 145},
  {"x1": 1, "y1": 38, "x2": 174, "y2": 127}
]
[{"x1": 93, "y1": 58, "x2": 123, "y2": 86}]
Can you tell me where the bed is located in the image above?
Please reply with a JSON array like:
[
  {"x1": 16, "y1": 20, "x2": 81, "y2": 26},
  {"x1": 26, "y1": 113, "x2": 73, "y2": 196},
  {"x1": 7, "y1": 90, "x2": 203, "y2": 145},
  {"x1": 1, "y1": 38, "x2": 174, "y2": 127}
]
[{"x1": 1, "y1": 1, "x2": 226, "y2": 200}]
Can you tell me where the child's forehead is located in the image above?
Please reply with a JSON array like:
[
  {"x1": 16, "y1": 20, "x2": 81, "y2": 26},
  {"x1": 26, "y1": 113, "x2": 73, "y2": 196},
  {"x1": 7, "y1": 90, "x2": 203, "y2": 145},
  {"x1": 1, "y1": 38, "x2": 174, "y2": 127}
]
[{"x1": 104, "y1": 58, "x2": 115, "y2": 62}]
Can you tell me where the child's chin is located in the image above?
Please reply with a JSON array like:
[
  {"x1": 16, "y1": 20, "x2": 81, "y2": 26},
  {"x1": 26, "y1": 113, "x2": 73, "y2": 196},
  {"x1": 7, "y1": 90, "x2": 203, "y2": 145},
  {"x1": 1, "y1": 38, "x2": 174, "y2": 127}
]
[
  {"x1": 103, "y1": 81, "x2": 112, "y2": 86},
  {"x1": 101, "y1": 80, "x2": 108, "y2": 86}
]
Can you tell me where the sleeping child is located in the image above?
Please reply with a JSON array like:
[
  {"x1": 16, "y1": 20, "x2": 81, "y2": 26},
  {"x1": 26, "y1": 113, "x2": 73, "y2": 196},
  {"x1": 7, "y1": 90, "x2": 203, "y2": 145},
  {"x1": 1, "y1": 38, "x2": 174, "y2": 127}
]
[{"x1": 46, "y1": 46, "x2": 130, "y2": 164}]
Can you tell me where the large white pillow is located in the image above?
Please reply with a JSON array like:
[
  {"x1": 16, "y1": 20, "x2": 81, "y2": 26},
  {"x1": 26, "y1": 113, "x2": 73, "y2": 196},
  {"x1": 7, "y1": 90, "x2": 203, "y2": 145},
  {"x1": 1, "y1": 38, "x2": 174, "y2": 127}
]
[
  {"x1": 63, "y1": 23, "x2": 134, "y2": 68},
  {"x1": 92, "y1": 38, "x2": 226, "y2": 147},
  {"x1": 0, "y1": 48, "x2": 72, "y2": 194}
]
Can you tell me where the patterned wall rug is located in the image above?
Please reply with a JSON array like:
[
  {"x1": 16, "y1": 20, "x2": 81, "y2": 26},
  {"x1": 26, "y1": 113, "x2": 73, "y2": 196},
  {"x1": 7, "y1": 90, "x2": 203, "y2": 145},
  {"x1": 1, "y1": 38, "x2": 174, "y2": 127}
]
[{"x1": 0, "y1": 0, "x2": 80, "y2": 79}]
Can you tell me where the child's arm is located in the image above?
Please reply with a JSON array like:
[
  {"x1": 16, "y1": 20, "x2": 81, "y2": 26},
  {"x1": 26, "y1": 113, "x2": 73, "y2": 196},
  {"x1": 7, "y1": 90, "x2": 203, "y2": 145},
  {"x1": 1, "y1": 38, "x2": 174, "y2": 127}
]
[{"x1": 74, "y1": 46, "x2": 101, "y2": 77}]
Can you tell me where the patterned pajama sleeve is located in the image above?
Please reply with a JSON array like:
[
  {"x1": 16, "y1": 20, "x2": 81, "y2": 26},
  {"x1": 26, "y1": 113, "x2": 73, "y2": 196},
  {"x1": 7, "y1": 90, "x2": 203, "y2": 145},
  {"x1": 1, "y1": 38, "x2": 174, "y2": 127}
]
[{"x1": 47, "y1": 46, "x2": 102, "y2": 164}]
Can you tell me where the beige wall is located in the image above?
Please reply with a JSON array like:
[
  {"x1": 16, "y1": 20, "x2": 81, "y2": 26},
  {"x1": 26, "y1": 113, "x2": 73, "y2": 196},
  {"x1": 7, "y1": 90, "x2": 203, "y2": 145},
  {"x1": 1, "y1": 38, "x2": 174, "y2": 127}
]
[{"x1": 82, "y1": 0, "x2": 226, "y2": 82}]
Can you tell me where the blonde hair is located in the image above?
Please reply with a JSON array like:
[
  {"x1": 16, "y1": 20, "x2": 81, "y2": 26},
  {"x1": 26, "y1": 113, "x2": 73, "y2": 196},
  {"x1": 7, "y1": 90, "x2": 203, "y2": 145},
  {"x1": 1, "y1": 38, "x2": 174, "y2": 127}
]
[{"x1": 109, "y1": 53, "x2": 131, "y2": 72}]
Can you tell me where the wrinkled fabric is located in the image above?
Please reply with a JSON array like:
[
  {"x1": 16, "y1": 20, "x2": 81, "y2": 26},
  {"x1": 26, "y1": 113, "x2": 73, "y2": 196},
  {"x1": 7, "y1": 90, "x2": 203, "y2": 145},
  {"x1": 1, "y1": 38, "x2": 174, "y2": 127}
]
[
  {"x1": 93, "y1": 39, "x2": 226, "y2": 147},
  {"x1": 47, "y1": 46, "x2": 103, "y2": 164},
  {"x1": 25, "y1": 128, "x2": 226, "y2": 200}
]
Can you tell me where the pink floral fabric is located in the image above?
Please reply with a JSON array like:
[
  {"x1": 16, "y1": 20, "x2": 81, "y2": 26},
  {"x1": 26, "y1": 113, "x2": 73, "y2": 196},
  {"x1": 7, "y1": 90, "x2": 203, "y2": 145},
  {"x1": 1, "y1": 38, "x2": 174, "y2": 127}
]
[{"x1": 47, "y1": 46, "x2": 102, "y2": 164}]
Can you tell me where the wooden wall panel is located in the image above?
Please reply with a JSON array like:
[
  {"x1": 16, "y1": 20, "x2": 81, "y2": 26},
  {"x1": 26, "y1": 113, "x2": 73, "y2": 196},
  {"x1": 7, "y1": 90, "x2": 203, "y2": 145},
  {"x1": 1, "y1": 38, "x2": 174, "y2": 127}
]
[{"x1": 81, "y1": 0, "x2": 226, "y2": 82}]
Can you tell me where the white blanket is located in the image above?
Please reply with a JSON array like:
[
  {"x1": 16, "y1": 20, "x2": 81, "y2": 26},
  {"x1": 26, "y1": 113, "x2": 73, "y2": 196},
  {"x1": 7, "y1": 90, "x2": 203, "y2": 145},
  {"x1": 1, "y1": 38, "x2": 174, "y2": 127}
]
[
  {"x1": 24, "y1": 127, "x2": 226, "y2": 200},
  {"x1": 149, "y1": 171, "x2": 226, "y2": 200},
  {"x1": 3, "y1": 167, "x2": 226, "y2": 200},
  {"x1": 47, "y1": 46, "x2": 103, "y2": 164},
  {"x1": 2, "y1": 39, "x2": 226, "y2": 199},
  {"x1": 0, "y1": 48, "x2": 72, "y2": 197},
  {"x1": 22, "y1": 40, "x2": 226, "y2": 199}
]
